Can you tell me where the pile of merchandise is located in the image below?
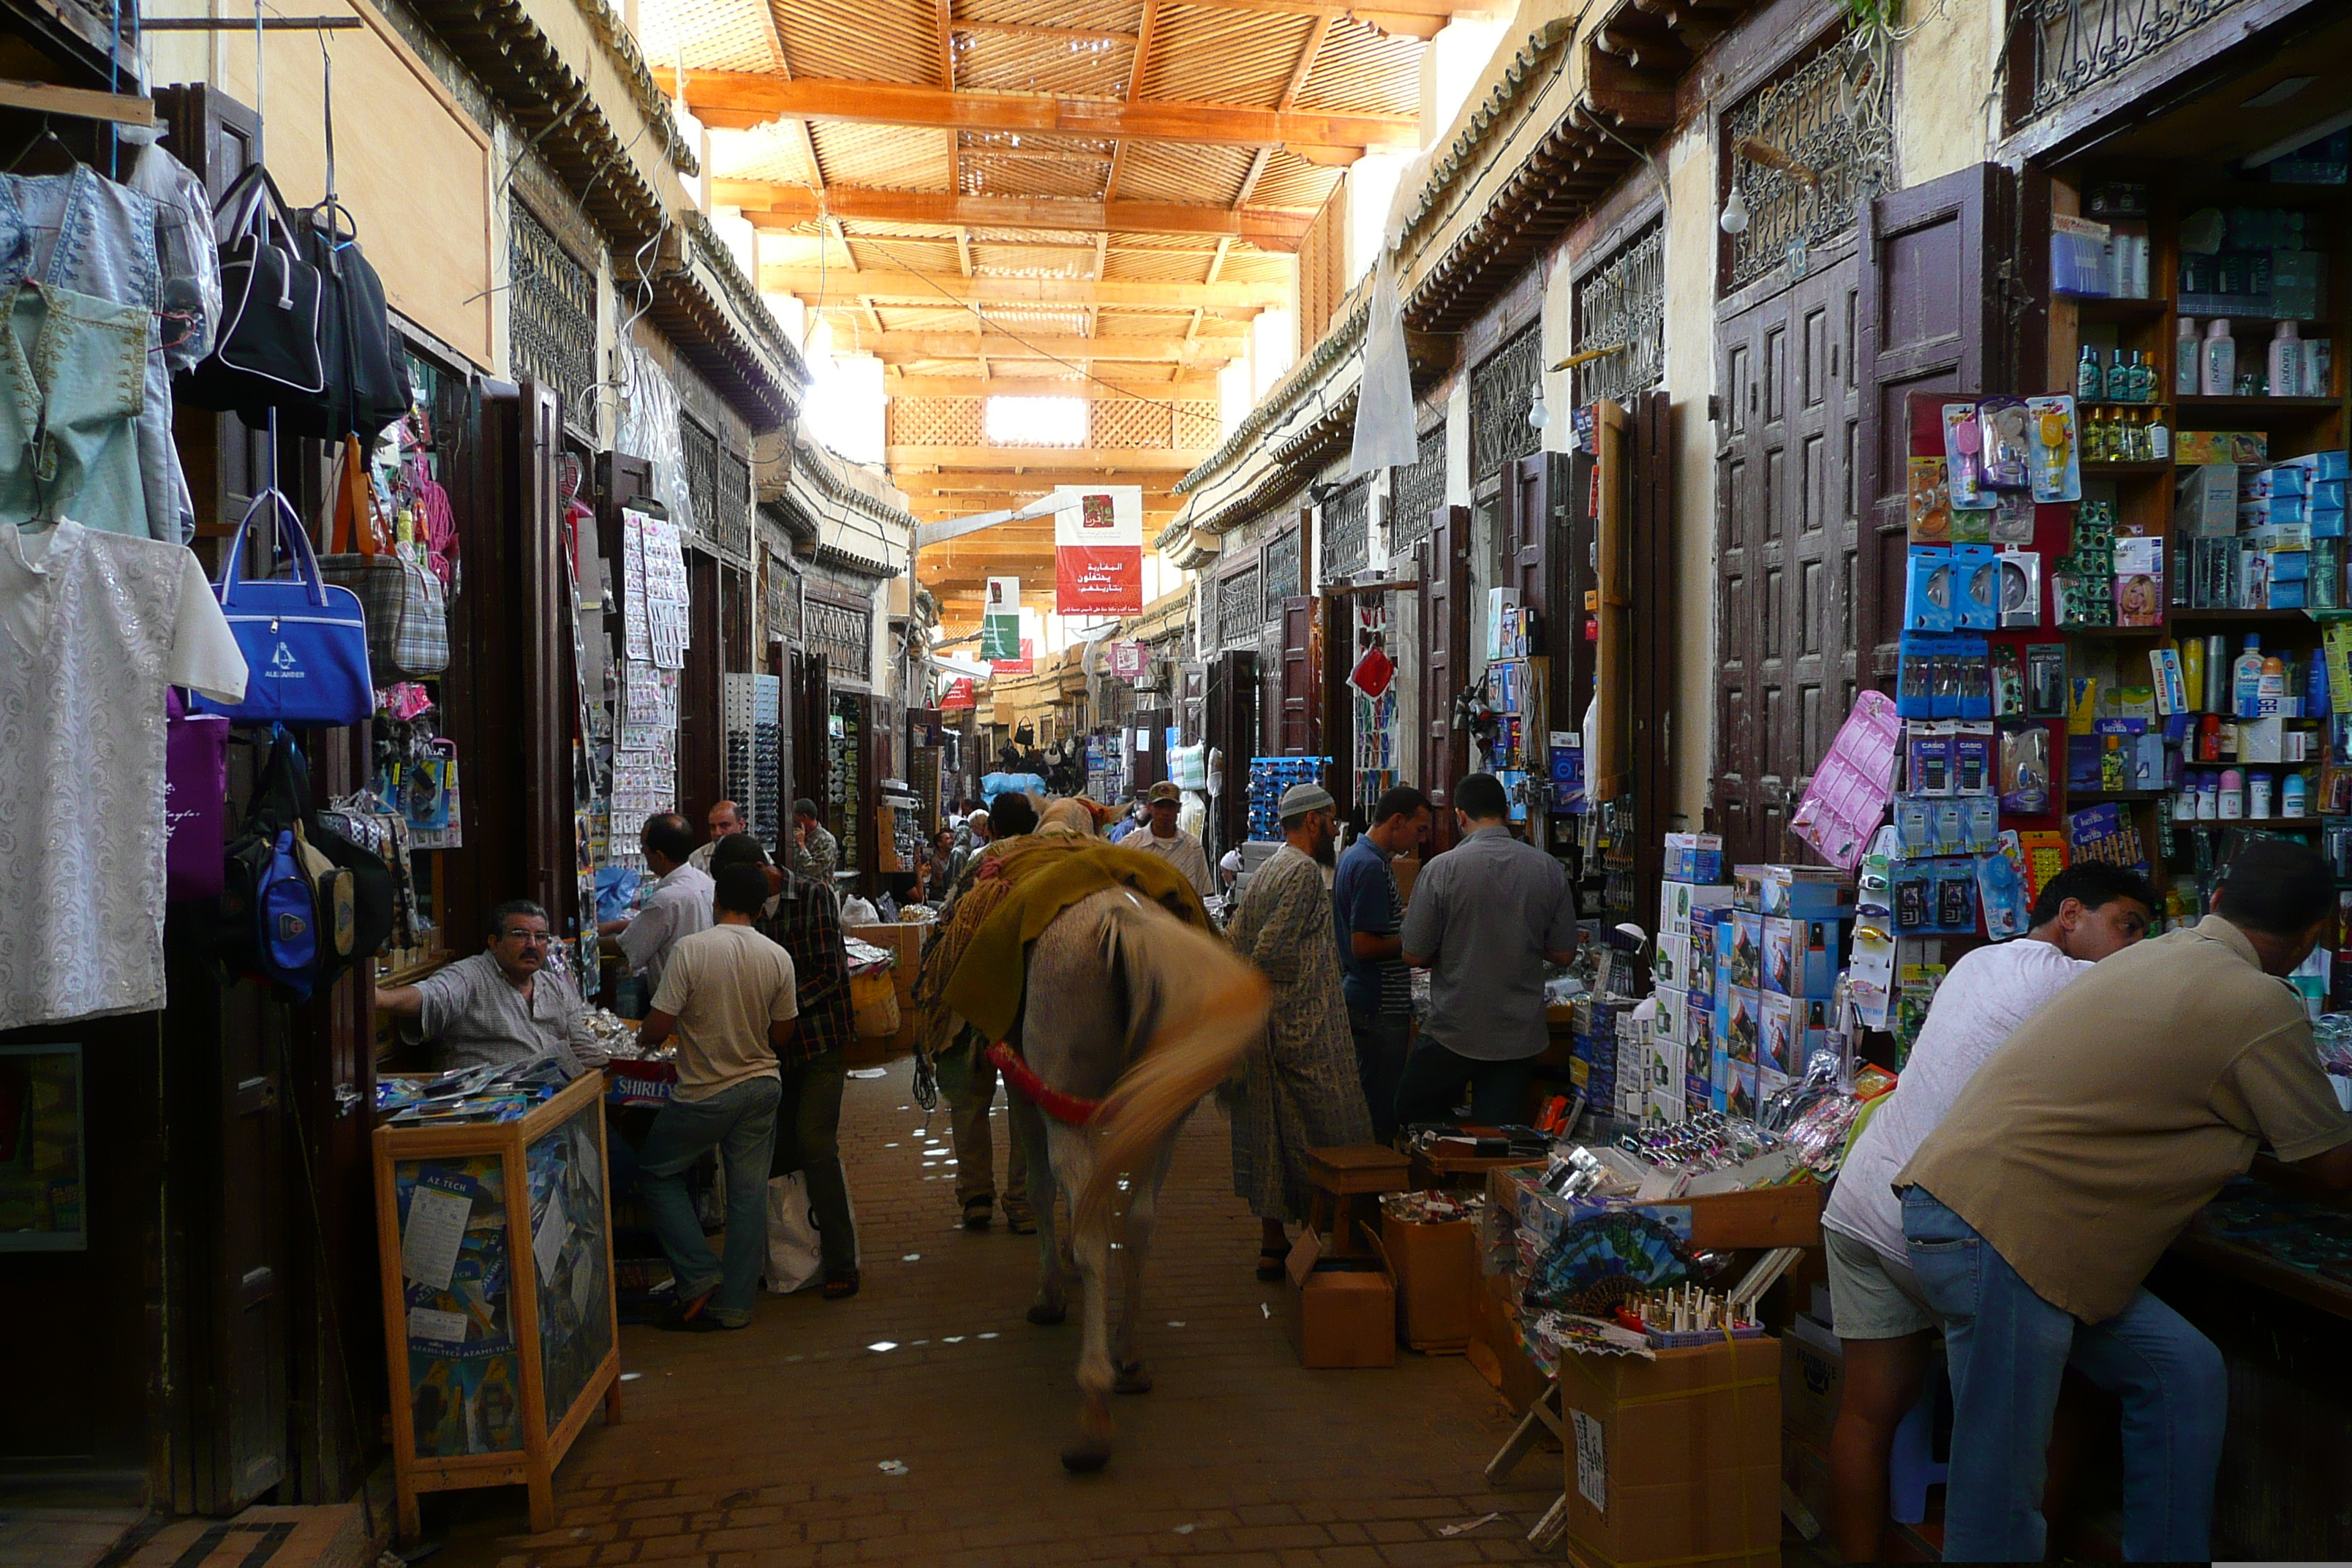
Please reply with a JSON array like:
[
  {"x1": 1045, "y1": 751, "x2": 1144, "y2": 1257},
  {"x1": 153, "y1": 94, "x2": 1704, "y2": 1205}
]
[{"x1": 375, "y1": 1058, "x2": 576, "y2": 1124}]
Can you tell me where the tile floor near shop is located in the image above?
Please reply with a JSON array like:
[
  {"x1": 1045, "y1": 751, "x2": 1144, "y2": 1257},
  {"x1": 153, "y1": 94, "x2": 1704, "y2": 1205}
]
[{"x1": 428, "y1": 1059, "x2": 1569, "y2": 1568}]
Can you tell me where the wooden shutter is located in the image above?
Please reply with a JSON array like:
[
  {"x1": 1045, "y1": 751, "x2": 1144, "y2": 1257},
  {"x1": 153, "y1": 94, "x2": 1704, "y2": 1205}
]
[
  {"x1": 1630, "y1": 391, "x2": 1677, "y2": 929},
  {"x1": 515, "y1": 380, "x2": 571, "y2": 924},
  {"x1": 679, "y1": 550, "x2": 725, "y2": 838},
  {"x1": 794, "y1": 647, "x2": 832, "y2": 813},
  {"x1": 1206, "y1": 650, "x2": 1258, "y2": 852},
  {"x1": 1321, "y1": 595, "x2": 1357, "y2": 813},
  {"x1": 1279, "y1": 595, "x2": 1318, "y2": 755},
  {"x1": 1508, "y1": 453, "x2": 1550, "y2": 627},
  {"x1": 1855, "y1": 163, "x2": 2018, "y2": 687},
  {"x1": 1417, "y1": 505, "x2": 1471, "y2": 849}
]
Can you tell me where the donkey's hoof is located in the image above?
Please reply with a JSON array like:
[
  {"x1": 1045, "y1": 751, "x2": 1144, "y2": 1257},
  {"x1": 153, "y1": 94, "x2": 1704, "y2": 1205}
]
[
  {"x1": 1060, "y1": 1437, "x2": 1112, "y2": 1474},
  {"x1": 1027, "y1": 1301, "x2": 1068, "y2": 1326},
  {"x1": 1113, "y1": 1362, "x2": 1153, "y2": 1396}
]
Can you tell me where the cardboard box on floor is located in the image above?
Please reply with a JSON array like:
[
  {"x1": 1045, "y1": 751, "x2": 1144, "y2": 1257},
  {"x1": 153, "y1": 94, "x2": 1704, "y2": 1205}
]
[
  {"x1": 1781, "y1": 1333, "x2": 1844, "y2": 1453},
  {"x1": 1284, "y1": 1228, "x2": 1396, "y2": 1368},
  {"x1": 847, "y1": 921, "x2": 924, "y2": 1063},
  {"x1": 1556, "y1": 1334, "x2": 1781, "y2": 1568},
  {"x1": 1375, "y1": 1210, "x2": 1477, "y2": 1352}
]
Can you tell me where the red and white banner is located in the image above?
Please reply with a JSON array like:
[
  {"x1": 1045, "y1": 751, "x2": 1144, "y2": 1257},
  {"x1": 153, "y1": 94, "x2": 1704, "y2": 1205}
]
[
  {"x1": 1108, "y1": 640, "x2": 1148, "y2": 680},
  {"x1": 938, "y1": 676, "x2": 977, "y2": 710},
  {"x1": 1053, "y1": 486, "x2": 1143, "y2": 615},
  {"x1": 992, "y1": 638, "x2": 1035, "y2": 677}
]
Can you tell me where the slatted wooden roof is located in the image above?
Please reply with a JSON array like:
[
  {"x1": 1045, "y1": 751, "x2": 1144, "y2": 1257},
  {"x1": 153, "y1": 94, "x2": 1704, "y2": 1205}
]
[{"x1": 641, "y1": 0, "x2": 1458, "y2": 633}]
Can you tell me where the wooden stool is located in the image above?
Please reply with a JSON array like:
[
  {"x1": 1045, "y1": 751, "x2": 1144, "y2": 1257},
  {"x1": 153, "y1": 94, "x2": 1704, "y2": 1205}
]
[{"x1": 1305, "y1": 1145, "x2": 1412, "y2": 1256}]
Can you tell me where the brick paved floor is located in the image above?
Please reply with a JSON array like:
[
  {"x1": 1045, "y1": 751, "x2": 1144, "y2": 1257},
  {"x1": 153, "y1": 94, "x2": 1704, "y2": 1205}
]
[{"x1": 426, "y1": 1058, "x2": 1569, "y2": 1568}]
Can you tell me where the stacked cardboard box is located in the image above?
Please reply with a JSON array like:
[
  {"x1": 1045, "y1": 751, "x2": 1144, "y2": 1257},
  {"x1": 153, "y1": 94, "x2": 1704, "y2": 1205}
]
[{"x1": 1654, "y1": 845, "x2": 1733, "y2": 1123}]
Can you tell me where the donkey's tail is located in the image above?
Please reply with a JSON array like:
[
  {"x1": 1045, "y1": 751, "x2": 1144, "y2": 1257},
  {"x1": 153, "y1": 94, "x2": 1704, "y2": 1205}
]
[{"x1": 1075, "y1": 904, "x2": 1268, "y2": 1234}]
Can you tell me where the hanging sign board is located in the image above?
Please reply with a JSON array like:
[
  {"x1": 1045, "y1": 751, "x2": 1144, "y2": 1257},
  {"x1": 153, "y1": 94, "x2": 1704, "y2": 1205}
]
[
  {"x1": 1109, "y1": 640, "x2": 1149, "y2": 680},
  {"x1": 938, "y1": 676, "x2": 977, "y2": 710},
  {"x1": 992, "y1": 638, "x2": 1035, "y2": 678},
  {"x1": 1053, "y1": 487, "x2": 1143, "y2": 616},
  {"x1": 980, "y1": 576, "x2": 1021, "y2": 660}
]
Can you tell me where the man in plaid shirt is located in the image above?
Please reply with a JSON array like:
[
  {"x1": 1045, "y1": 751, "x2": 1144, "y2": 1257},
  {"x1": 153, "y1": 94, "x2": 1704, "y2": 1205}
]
[{"x1": 712, "y1": 835, "x2": 862, "y2": 1299}]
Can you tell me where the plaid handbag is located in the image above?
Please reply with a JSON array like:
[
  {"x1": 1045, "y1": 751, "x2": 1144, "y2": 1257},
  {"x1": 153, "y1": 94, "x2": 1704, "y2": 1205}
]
[{"x1": 317, "y1": 437, "x2": 449, "y2": 677}]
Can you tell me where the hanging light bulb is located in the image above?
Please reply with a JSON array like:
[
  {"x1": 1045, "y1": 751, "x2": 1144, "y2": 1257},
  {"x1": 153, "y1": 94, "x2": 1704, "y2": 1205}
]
[
  {"x1": 1527, "y1": 380, "x2": 1550, "y2": 431},
  {"x1": 1720, "y1": 182, "x2": 1750, "y2": 235}
]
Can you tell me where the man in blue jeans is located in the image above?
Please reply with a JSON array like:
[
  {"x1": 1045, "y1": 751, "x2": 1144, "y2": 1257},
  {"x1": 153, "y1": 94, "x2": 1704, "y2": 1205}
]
[
  {"x1": 1897, "y1": 838, "x2": 2352, "y2": 1559},
  {"x1": 1331, "y1": 785, "x2": 1431, "y2": 1142},
  {"x1": 1395, "y1": 772, "x2": 1578, "y2": 1128},
  {"x1": 636, "y1": 861, "x2": 800, "y2": 1330}
]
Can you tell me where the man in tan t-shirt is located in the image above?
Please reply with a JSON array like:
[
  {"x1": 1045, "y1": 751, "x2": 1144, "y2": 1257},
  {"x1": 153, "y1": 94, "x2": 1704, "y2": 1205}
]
[
  {"x1": 636, "y1": 862, "x2": 799, "y2": 1331},
  {"x1": 1896, "y1": 839, "x2": 2352, "y2": 1562}
]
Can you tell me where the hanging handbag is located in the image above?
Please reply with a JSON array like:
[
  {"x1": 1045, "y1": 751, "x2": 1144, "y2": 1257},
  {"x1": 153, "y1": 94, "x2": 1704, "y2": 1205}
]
[
  {"x1": 176, "y1": 163, "x2": 326, "y2": 413},
  {"x1": 287, "y1": 200, "x2": 409, "y2": 444},
  {"x1": 165, "y1": 687, "x2": 230, "y2": 901},
  {"x1": 219, "y1": 728, "x2": 322, "y2": 999},
  {"x1": 317, "y1": 437, "x2": 448, "y2": 677},
  {"x1": 194, "y1": 489, "x2": 374, "y2": 726}
]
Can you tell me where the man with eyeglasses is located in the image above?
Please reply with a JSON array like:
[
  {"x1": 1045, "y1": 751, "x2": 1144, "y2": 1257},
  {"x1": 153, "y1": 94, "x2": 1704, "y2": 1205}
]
[{"x1": 377, "y1": 900, "x2": 606, "y2": 1075}]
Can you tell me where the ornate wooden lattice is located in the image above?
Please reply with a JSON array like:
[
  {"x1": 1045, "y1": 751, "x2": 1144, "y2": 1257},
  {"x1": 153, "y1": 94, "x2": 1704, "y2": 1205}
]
[
  {"x1": 1392, "y1": 423, "x2": 1447, "y2": 551},
  {"x1": 1321, "y1": 477, "x2": 1371, "y2": 581},
  {"x1": 678, "y1": 413, "x2": 721, "y2": 543},
  {"x1": 508, "y1": 204, "x2": 598, "y2": 432},
  {"x1": 807, "y1": 593, "x2": 871, "y2": 680},
  {"x1": 1175, "y1": 402, "x2": 1221, "y2": 449},
  {"x1": 1575, "y1": 222, "x2": 1665, "y2": 407},
  {"x1": 717, "y1": 448, "x2": 753, "y2": 559},
  {"x1": 1722, "y1": 37, "x2": 1893, "y2": 293},
  {"x1": 1261, "y1": 526, "x2": 1302, "y2": 622},
  {"x1": 889, "y1": 397, "x2": 987, "y2": 448},
  {"x1": 2021, "y1": 0, "x2": 2253, "y2": 123},
  {"x1": 1091, "y1": 398, "x2": 1174, "y2": 449},
  {"x1": 1470, "y1": 324, "x2": 1542, "y2": 486},
  {"x1": 1218, "y1": 565, "x2": 1260, "y2": 649},
  {"x1": 766, "y1": 552, "x2": 800, "y2": 645}
]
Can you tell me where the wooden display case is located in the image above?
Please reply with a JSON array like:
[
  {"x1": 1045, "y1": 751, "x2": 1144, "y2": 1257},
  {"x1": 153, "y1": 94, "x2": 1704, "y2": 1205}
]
[{"x1": 372, "y1": 1070, "x2": 622, "y2": 1539}]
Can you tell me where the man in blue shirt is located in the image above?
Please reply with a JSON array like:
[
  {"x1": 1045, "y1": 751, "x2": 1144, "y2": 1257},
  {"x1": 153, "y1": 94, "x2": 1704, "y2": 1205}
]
[{"x1": 1331, "y1": 785, "x2": 1432, "y2": 1143}]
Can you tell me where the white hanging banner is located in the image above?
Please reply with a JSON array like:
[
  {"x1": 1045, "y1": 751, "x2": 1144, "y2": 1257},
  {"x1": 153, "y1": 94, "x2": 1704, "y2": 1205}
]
[
  {"x1": 1052, "y1": 486, "x2": 1144, "y2": 616},
  {"x1": 1349, "y1": 252, "x2": 1417, "y2": 477}
]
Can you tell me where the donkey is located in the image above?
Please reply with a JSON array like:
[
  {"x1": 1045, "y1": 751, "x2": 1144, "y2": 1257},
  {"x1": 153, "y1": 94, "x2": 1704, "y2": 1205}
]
[{"x1": 991, "y1": 884, "x2": 1268, "y2": 1472}]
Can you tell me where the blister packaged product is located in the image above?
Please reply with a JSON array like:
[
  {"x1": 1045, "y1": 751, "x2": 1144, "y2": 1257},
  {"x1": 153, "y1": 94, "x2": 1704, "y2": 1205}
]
[
  {"x1": 2026, "y1": 643, "x2": 2068, "y2": 717},
  {"x1": 1945, "y1": 402, "x2": 1987, "y2": 508},
  {"x1": 1992, "y1": 642, "x2": 2027, "y2": 717},
  {"x1": 1999, "y1": 724, "x2": 2051, "y2": 813},
  {"x1": 2025, "y1": 394, "x2": 2082, "y2": 504},
  {"x1": 1978, "y1": 831, "x2": 2032, "y2": 941},
  {"x1": 1979, "y1": 396, "x2": 2034, "y2": 491}
]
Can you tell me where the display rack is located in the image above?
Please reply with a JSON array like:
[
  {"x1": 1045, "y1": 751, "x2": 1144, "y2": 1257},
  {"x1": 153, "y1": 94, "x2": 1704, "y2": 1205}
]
[{"x1": 372, "y1": 1071, "x2": 622, "y2": 1539}]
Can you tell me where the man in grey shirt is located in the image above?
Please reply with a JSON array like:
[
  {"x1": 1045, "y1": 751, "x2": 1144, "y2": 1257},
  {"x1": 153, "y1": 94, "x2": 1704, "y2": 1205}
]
[
  {"x1": 1396, "y1": 772, "x2": 1578, "y2": 1127},
  {"x1": 377, "y1": 899, "x2": 604, "y2": 1074}
]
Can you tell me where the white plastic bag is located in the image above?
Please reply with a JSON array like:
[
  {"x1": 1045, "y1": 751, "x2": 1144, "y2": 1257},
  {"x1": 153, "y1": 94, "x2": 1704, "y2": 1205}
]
[{"x1": 765, "y1": 1173, "x2": 823, "y2": 1294}]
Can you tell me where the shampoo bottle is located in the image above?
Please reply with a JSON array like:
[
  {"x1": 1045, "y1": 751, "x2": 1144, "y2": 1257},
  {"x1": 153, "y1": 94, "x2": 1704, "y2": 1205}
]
[
  {"x1": 2176, "y1": 316, "x2": 2201, "y2": 396},
  {"x1": 2270, "y1": 322, "x2": 2304, "y2": 399},
  {"x1": 2181, "y1": 638, "x2": 2206, "y2": 712},
  {"x1": 2234, "y1": 635, "x2": 2266, "y2": 717},
  {"x1": 2204, "y1": 319, "x2": 2238, "y2": 397}
]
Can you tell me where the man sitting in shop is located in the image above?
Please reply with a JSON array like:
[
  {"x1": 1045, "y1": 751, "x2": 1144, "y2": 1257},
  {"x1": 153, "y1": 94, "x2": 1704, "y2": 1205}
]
[
  {"x1": 711, "y1": 834, "x2": 864, "y2": 1300},
  {"x1": 377, "y1": 900, "x2": 603, "y2": 1074},
  {"x1": 687, "y1": 798, "x2": 747, "y2": 874},
  {"x1": 1820, "y1": 862, "x2": 2157, "y2": 1564},
  {"x1": 1899, "y1": 838, "x2": 2352, "y2": 1562},
  {"x1": 636, "y1": 861, "x2": 799, "y2": 1330},
  {"x1": 1332, "y1": 785, "x2": 1432, "y2": 1145},
  {"x1": 1395, "y1": 772, "x2": 1577, "y2": 1128},
  {"x1": 1128, "y1": 780, "x2": 1217, "y2": 901},
  {"x1": 791, "y1": 798, "x2": 840, "y2": 883},
  {"x1": 598, "y1": 813, "x2": 712, "y2": 1000}
]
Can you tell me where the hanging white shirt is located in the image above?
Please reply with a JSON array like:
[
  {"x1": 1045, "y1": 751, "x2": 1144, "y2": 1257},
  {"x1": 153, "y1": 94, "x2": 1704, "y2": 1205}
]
[{"x1": 0, "y1": 520, "x2": 246, "y2": 1030}]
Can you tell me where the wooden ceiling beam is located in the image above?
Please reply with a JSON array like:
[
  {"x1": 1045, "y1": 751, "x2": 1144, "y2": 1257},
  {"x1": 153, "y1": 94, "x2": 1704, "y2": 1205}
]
[
  {"x1": 955, "y1": 18, "x2": 1138, "y2": 43},
  {"x1": 869, "y1": 331, "x2": 1240, "y2": 364},
  {"x1": 659, "y1": 69, "x2": 1419, "y2": 151},
  {"x1": 891, "y1": 443, "x2": 1212, "y2": 467},
  {"x1": 884, "y1": 374, "x2": 1218, "y2": 399},
  {"x1": 722, "y1": 181, "x2": 1314, "y2": 246},
  {"x1": 762, "y1": 269, "x2": 1282, "y2": 308},
  {"x1": 1104, "y1": 0, "x2": 1159, "y2": 203}
]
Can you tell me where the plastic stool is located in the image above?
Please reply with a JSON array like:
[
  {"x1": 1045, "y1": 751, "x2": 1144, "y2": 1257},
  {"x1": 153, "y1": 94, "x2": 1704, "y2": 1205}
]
[{"x1": 1889, "y1": 1347, "x2": 1950, "y2": 1526}]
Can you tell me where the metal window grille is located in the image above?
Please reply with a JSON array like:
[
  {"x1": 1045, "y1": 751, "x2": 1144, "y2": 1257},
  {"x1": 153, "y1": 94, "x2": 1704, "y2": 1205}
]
[
  {"x1": 718, "y1": 449, "x2": 753, "y2": 559},
  {"x1": 1575, "y1": 222, "x2": 1666, "y2": 407},
  {"x1": 1722, "y1": 36, "x2": 1893, "y2": 293},
  {"x1": 508, "y1": 206, "x2": 598, "y2": 432},
  {"x1": 1392, "y1": 423, "x2": 1446, "y2": 551},
  {"x1": 2019, "y1": 0, "x2": 2253, "y2": 122},
  {"x1": 1321, "y1": 478, "x2": 1371, "y2": 581},
  {"x1": 807, "y1": 595, "x2": 871, "y2": 679},
  {"x1": 1218, "y1": 566, "x2": 1260, "y2": 648},
  {"x1": 1261, "y1": 527, "x2": 1301, "y2": 622},
  {"x1": 677, "y1": 415, "x2": 721, "y2": 543},
  {"x1": 1470, "y1": 324, "x2": 1542, "y2": 486}
]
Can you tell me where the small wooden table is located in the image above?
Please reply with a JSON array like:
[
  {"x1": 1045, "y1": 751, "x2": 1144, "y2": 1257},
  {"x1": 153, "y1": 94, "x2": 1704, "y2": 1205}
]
[
  {"x1": 1305, "y1": 1145, "x2": 1413, "y2": 1256},
  {"x1": 1408, "y1": 1129, "x2": 1539, "y2": 1193}
]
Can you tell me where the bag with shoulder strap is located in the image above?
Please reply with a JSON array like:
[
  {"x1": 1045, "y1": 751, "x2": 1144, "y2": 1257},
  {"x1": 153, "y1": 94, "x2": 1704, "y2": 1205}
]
[
  {"x1": 177, "y1": 162, "x2": 326, "y2": 412},
  {"x1": 317, "y1": 436, "x2": 448, "y2": 676},
  {"x1": 219, "y1": 729, "x2": 395, "y2": 998},
  {"x1": 195, "y1": 488, "x2": 374, "y2": 726}
]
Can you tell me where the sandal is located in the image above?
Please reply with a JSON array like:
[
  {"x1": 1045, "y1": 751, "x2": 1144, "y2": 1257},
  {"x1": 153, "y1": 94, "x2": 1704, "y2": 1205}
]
[
  {"x1": 1255, "y1": 1247, "x2": 1288, "y2": 1283},
  {"x1": 822, "y1": 1270, "x2": 861, "y2": 1301},
  {"x1": 961, "y1": 1196, "x2": 994, "y2": 1230}
]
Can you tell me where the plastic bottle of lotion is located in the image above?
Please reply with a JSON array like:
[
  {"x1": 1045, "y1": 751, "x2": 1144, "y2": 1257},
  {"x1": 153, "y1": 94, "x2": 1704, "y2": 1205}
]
[
  {"x1": 2250, "y1": 770, "x2": 2274, "y2": 820},
  {"x1": 2220, "y1": 767, "x2": 2246, "y2": 819},
  {"x1": 2234, "y1": 635, "x2": 2266, "y2": 717},
  {"x1": 2198, "y1": 770, "x2": 2220, "y2": 820},
  {"x1": 2204, "y1": 320, "x2": 2238, "y2": 397},
  {"x1": 2271, "y1": 322, "x2": 2304, "y2": 399},
  {"x1": 2283, "y1": 770, "x2": 2308, "y2": 818},
  {"x1": 2181, "y1": 639, "x2": 2206, "y2": 712},
  {"x1": 2176, "y1": 317, "x2": 2201, "y2": 396},
  {"x1": 2259, "y1": 651, "x2": 2287, "y2": 717}
]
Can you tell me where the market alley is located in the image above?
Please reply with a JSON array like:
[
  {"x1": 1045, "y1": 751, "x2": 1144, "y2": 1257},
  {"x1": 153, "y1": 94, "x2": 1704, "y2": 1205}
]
[{"x1": 428, "y1": 1059, "x2": 1563, "y2": 1568}]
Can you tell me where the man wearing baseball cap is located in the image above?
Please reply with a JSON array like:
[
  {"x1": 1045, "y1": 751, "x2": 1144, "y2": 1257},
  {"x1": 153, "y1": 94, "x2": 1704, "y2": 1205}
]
[{"x1": 1127, "y1": 779, "x2": 1218, "y2": 900}]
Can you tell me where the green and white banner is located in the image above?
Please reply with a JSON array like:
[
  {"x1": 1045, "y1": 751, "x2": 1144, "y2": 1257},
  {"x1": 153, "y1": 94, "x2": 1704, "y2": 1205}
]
[{"x1": 980, "y1": 576, "x2": 1021, "y2": 660}]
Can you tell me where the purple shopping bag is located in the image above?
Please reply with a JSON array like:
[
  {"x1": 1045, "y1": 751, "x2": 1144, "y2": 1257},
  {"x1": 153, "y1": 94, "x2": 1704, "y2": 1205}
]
[{"x1": 166, "y1": 687, "x2": 230, "y2": 901}]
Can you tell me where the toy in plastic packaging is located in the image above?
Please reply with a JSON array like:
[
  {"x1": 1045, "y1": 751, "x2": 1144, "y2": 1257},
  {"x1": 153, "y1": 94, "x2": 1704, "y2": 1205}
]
[
  {"x1": 1907, "y1": 457, "x2": 1950, "y2": 543},
  {"x1": 1953, "y1": 545, "x2": 2000, "y2": 629},
  {"x1": 1788, "y1": 689, "x2": 1903, "y2": 871},
  {"x1": 1991, "y1": 491, "x2": 2038, "y2": 546},
  {"x1": 2026, "y1": 643, "x2": 2068, "y2": 717},
  {"x1": 1992, "y1": 643, "x2": 2027, "y2": 717},
  {"x1": 1979, "y1": 396, "x2": 2033, "y2": 490},
  {"x1": 1997, "y1": 549, "x2": 2042, "y2": 627},
  {"x1": 1999, "y1": 724, "x2": 2051, "y2": 813},
  {"x1": 1944, "y1": 402, "x2": 1986, "y2": 508},
  {"x1": 2025, "y1": 394, "x2": 2083, "y2": 504},
  {"x1": 1978, "y1": 831, "x2": 2032, "y2": 940},
  {"x1": 1950, "y1": 500, "x2": 1992, "y2": 545}
]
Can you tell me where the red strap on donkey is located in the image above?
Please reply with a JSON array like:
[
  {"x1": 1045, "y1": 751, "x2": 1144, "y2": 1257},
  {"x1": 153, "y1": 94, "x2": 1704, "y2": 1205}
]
[{"x1": 987, "y1": 1041, "x2": 1101, "y2": 1126}]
